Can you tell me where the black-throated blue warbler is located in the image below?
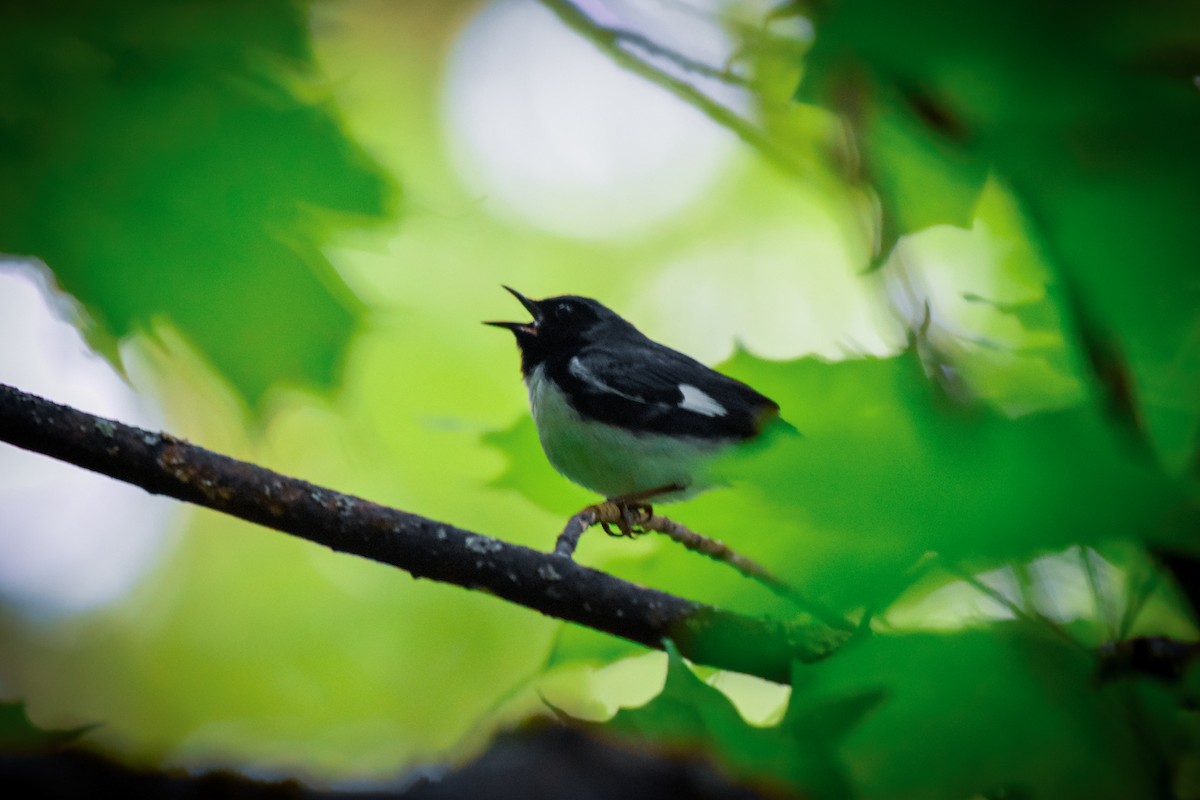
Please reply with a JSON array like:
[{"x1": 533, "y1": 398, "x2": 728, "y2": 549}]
[{"x1": 487, "y1": 287, "x2": 790, "y2": 514}]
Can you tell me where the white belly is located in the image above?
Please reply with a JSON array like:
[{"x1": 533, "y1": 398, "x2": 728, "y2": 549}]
[{"x1": 525, "y1": 365, "x2": 723, "y2": 501}]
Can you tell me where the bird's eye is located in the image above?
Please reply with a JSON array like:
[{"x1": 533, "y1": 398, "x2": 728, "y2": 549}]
[{"x1": 555, "y1": 303, "x2": 574, "y2": 319}]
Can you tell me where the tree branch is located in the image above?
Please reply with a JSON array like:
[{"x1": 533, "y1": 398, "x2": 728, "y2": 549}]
[{"x1": 0, "y1": 383, "x2": 845, "y2": 684}]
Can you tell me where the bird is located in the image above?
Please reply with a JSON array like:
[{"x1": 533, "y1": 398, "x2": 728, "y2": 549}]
[{"x1": 486, "y1": 287, "x2": 790, "y2": 532}]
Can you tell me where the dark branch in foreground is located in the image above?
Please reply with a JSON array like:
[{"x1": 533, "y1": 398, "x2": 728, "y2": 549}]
[{"x1": 0, "y1": 383, "x2": 845, "y2": 684}]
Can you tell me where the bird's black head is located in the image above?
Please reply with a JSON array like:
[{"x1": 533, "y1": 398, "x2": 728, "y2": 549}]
[{"x1": 485, "y1": 287, "x2": 628, "y2": 372}]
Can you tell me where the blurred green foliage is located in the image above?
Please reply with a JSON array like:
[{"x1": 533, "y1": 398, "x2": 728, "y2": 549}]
[
  {"x1": 598, "y1": 642, "x2": 880, "y2": 798},
  {"x1": 0, "y1": 0, "x2": 1198, "y2": 797},
  {"x1": 591, "y1": 634, "x2": 1183, "y2": 798},
  {"x1": 791, "y1": 626, "x2": 1179, "y2": 799},
  {"x1": 0, "y1": 701, "x2": 89, "y2": 752},
  {"x1": 0, "y1": 1, "x2": 393, "y2": 403},
  {"x1": 797, "y1": 0, "x2": 1200, "y2": 475}
]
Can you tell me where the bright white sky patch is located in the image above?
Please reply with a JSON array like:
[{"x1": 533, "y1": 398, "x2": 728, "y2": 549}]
[
  {"x1": 441, "y1": 0, "x2": 738, "y2": 239},
  {"x1": 0, "y1": 262, "x2": 176, "y2": 619}
]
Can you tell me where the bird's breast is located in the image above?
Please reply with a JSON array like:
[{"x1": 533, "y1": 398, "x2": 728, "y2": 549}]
[{"x1": 523, "y1": 364, "x2": 725, "y2": 500}]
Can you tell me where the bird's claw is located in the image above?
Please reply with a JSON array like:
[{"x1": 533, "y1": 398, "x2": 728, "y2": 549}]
[{"x1": 591, "y1": 500, "x2": 654, "y2": 538}]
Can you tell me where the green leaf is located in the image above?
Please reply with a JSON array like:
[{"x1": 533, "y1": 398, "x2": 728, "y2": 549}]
[
  {"x1": 791, "y1": 626, "x2": 1168, "y2": 798},
  {"x1": 0, "y1": 701, "x2": 91, "y2": 751},
  {"x1": 794, "y1": 5, "x2": 990, "y2": 260},
  {"x1": 544, "y1": 623, "x2": 645, "y2": 672},
  {"x1": 780, "y1": 682, "x2": 887, "y2": 747},
  {"x1": 710, "y1": 349, "x2": 1196, "y2": 612},
  {"x1": 0, "y1": 1, "x2": 393, "y2": 404},
  {"x1": 601, "y1": 641, "x2": 866, "y2": 798},
  {"x1": 797, "y1": 0, "x2": 1200, "y2": 475}
]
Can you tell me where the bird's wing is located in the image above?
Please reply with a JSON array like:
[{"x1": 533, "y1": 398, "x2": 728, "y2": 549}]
[{"x1": 552, "y1": 344, "x2": 779, "y2": 440}]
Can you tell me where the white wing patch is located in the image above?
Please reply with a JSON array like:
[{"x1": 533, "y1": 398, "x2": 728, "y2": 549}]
[
  {"x1": 568, "y1": 356, "x2": 645, "y2": 403},
  {"x1": 568, "y1": 357, "x2": 728, "y2": 418},
  {"x1": 678, "y1": 384, "x2": 726, "y2": 417}
]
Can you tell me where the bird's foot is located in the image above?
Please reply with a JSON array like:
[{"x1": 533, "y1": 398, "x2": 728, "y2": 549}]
[
  {"x1": 555, "y1": 485, "x2": 685, "y2": 556},
  {"x1": 591, "y1": 484, "x2": 684, "y2": 537},
  {"x1": 593, "y1": 500, "x2": 654, "y2": 538}
]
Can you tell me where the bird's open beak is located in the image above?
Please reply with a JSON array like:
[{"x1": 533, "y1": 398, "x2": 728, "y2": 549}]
[{"x1": 484, "y1": 286, "x2": 541, "y2": 335}]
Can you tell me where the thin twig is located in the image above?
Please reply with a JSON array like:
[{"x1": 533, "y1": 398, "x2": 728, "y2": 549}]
[
  {"x1": 609, "y1": 27, "x2": 749, "y2": 86},
  {"x1": 944, "y1": 561, "x2": 1087, "y2": 651},
  {"x1": 1080, "y1": 546, "x2": 1118, "y2": 639},
  {"x1": 557, "y1": 501, "x2": 853, "y2": 632},
  {"x1": 1117, "y1": 560, "x2": 1160, "y2": 642},
  {"x1": 642, "y1": 513, "x2": 853, "y2": 631},
  {"x1": 537, "y1": 0, "x2": 810, "y2": 178}
]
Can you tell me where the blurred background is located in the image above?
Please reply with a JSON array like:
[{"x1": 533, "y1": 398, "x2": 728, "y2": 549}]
[{"x1": 1, "y1": 0, "x2": 1197, "y2": 796}]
